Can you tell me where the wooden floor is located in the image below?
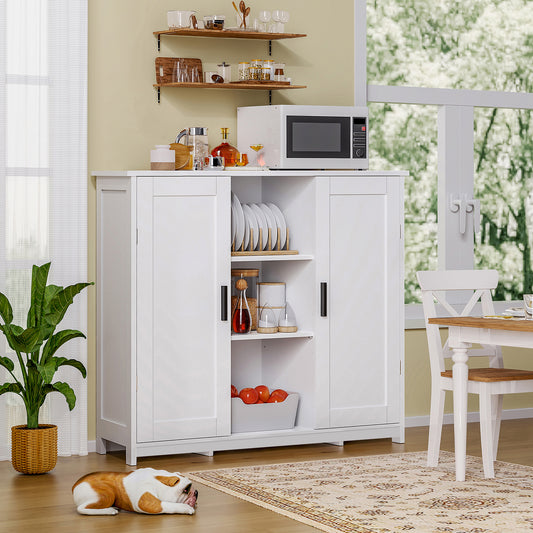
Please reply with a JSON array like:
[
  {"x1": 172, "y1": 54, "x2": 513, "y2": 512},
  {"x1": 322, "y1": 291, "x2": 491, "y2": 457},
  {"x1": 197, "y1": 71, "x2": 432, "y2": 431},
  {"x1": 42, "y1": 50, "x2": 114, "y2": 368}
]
[{"x1": 3, "y1": 420, "x2": 533, "y2": 532}]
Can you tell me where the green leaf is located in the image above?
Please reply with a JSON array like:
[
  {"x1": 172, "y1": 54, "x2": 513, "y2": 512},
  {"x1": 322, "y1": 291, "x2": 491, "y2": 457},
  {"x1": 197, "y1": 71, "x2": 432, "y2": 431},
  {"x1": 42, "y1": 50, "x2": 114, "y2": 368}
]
[
  {"x1": 36, "y1": 360, "x2": 57, "y2": 384},
  {"x1": 42, "y1": 329, "x2": 86, "y2": 363},
  {"x1": 9, "y1": 327, "x2": 44, "y2": 353},
  {"x1": 55, "y1": 357, "x2": 87, "y2": 379},
  {"x1": 0, "y1": 292, "x2": 13, "y2": 325},
  {"x1": 43, "y1": 284, "x2": 63, "y2": 316},
  {"x1": 27, "y1": 263, "x2": 51, "y2": 328},
  {"x1": 0, "y1": 382, "x2": 23, "y2": 396},
  {"x1": 43, "y1": 282, "x2": 93, "y2": 328},
  {"x1": 49, "y1": 382, "x2": 76, "y2": 411},
  {"x1": 0, "y1": 356, "x2": 14, "y2": 372}
]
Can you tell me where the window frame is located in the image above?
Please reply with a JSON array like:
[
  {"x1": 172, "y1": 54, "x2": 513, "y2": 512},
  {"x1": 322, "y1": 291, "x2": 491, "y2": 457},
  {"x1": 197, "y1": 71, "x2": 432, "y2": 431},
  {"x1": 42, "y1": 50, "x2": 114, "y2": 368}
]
[{"x1": 355, "y1": 1, "x2": 533, "y2": 328}]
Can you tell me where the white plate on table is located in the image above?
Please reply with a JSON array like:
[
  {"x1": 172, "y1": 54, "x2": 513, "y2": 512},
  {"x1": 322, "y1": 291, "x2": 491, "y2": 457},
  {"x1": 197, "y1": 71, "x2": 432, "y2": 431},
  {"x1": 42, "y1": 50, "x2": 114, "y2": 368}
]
[
  {"x1": 504, "y1": 307, "x2": 525, "y2": 318},
  {"x1": 232, "y1": 192, "x2": 245, "y2": 251},
  {"x1": 266, "y1": 202, "x2": 287, "y2": 250},
  {"x1": 249, "y1": 203, "x2": 268, "y2": 250},
  {"x1": 260, "y1": 203, "x2": 277, "y2": 250},
  {"x1": 242, "y1": 204, "x2": 259, "y2": 250}
]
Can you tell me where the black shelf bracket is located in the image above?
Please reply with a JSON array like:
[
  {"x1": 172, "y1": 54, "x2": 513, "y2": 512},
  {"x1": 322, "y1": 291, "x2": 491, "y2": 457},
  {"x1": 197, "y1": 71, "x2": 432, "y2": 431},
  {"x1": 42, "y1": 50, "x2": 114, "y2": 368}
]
[
  {"x1": 157, "y1": 35, "x2": 161, "y2": 51},
  {"x1": 268, "y1": 39, "x2": 272, "y2": 56},
  {"x1": 268, "y1": 90, "x2": 272, "y2": 105},
  {"x1": 157, "y1": 87, "x2": 161, "y2": 104}
]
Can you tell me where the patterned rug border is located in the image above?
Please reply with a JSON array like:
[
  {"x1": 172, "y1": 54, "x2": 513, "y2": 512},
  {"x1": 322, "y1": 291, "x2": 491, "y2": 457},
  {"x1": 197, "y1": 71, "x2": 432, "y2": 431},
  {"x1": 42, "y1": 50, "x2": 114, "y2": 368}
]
[{"x1": 187, "y1": 451, "x2": 533, "y2": 533}]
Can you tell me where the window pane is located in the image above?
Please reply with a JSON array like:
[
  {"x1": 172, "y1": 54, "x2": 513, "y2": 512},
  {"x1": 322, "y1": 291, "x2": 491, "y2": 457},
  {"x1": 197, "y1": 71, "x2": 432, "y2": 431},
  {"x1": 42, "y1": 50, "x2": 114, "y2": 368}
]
[
  {"x1": 367, "y1": 0, "x2": 533, "y2": 92},
  {"x1": 5, "y1": 176, "x2": 49, "y2": 260},
  {"x1": 370, "y1": 103, "x2": 438, "y2": 303},
  {"x1": 474, "y1": 107, "x2": 533, "y2": 300},
  {"x1": 6, "y1": 0, "x2": 48, "y2": 76},
  {"x1": 7, "y1": 84, "x2": 48, "y2": 168}
]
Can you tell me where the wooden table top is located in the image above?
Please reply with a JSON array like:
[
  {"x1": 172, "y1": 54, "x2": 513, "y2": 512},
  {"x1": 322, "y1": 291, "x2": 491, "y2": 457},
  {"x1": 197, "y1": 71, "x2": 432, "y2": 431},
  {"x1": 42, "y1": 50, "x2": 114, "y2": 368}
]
[{"x1": 428, "y1": 316, "x2": 533, "y2": 332}]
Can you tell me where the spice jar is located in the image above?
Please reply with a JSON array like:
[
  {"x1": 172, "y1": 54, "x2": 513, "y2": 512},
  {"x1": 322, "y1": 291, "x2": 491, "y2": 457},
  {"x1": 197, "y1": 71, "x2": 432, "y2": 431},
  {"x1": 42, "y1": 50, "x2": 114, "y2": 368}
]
[
  {"x1": 263, "y1": 59, "x2": 275, "y2": 79},
  {"x1": 274, "y1": 63, "x2": 285, "y2": 82},
  {"x1": 249, "y1": 66, "x2": 261, "y2": 81},
  {"x1": 217, "y1": 61, "x2": 231, "y2": 83},
  {"x1": 261, "y1": 67, "x2": 271, "y2": 81},
  {"x1": 238, "y1": 61, "x2": 250, "y2": 81},
  {"x1": 231, "y1": 269, "x2": 258, "y2": 330}
]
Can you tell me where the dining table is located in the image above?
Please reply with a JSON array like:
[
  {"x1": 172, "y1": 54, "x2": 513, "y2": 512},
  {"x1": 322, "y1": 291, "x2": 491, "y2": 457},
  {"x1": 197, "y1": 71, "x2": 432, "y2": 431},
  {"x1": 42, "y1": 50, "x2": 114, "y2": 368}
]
[{"x1": 427, "y1": 315, "x2": 533, "y2": 481}]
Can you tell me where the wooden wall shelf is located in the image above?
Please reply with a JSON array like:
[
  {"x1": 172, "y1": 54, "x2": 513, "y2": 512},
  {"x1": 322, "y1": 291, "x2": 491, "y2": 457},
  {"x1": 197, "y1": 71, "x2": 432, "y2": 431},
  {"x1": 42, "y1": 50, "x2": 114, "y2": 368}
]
[
  {"x1": 154, "y1": 28, "x2": 307, "y2": 42},
  {"x1": 154, "y1": 82, "x2": 306, "y2": 90}
]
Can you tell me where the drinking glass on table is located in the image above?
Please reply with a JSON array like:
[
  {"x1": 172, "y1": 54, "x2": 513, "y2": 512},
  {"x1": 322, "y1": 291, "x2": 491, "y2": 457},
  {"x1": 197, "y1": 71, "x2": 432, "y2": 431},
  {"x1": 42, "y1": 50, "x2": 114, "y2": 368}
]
[{"x1": 524, "y1": 294, "x2": 533, "y2": 320}]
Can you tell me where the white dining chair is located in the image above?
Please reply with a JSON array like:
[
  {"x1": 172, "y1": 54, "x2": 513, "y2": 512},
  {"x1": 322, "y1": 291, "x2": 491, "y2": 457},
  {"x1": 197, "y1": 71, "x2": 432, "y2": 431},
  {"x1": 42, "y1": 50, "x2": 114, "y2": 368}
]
[{"x1": 417, "y1": 269, "x2": 533, "y2": 478}]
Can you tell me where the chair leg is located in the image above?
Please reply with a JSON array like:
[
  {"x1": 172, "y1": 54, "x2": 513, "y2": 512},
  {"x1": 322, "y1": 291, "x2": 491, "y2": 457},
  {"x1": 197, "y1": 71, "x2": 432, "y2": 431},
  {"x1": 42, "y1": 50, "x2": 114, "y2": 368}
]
[
  {"x1": 427, "y1": 387, "x2": 445, "y2": 467},
  {"x1": 479, "y1": 386, "x2": 495, "y2": 478},
  {"x1": 492, "y1": 394, "x2": 503, "y2": 461}
]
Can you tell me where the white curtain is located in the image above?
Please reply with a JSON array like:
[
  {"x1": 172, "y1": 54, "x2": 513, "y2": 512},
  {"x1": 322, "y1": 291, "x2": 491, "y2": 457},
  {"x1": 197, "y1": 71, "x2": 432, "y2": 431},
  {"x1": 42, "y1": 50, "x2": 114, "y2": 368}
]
[{"x1": 0, "y1": 0, "x2": 88, "y2": 459}]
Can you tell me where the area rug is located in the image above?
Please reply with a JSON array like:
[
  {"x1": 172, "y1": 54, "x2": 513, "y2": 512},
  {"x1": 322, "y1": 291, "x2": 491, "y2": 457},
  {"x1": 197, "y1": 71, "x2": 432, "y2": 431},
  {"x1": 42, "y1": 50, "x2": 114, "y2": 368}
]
[{"x1": 188, "y1": 451, "x2": 533, "y2": 533}]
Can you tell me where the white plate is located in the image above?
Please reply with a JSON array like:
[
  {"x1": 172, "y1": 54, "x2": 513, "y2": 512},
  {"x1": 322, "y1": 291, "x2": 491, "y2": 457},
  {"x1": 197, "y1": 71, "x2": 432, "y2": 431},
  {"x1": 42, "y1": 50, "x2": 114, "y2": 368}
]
[
  {"x1": 250, "y1": 203, "x2": 268, "y2": 250},
  {"x1": 242, "y1": 204, "x2": 259, "y2": 250},
  {"x1": 266, "y1": 202, "x2": 287, "y2": 250},
  {"x1": 260, "y1": 203, "x2": 277, "y2": 250},
  {"x1": 232, "y1": 192, "x2": 245, "y2": 251},
  {"x1": 504, "y1": 307, "x2": 525, "y2": 317},
  {"x1": 242, "y1": 206, "x2": 250, "y2": 250},
  {"x1": 231, "y1": 203, "x2": 236, "y2": 247}
]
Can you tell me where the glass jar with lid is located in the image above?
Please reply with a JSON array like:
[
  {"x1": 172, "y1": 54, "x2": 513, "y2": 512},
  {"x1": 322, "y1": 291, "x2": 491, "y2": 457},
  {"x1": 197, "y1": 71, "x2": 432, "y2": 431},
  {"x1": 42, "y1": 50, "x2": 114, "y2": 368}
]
[
  {"x1": 238, "y1": 61, "x2": 250, "y2": 81},
  {"x1": 231, "y1": 269, "x2": 259, "y2": 330},
  {"x1": 261, "y1": 67, "x2": 271, "y2": 81}
]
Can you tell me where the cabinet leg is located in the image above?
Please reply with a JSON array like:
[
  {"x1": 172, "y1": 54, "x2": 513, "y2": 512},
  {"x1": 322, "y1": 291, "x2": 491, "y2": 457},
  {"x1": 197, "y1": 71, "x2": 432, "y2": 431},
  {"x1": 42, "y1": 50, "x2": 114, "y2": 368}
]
[
  {"x1": 95, "y1": 437, "x2": 107, "y2": 455},
  {"x1": 327, "y1": 441, "x2": 344, "y2": 447},
  {"x1": 392, "y1": 428, "x2": 405, "y2": 444},
  {"x1": 195, "y1": 451, "x2": 214, "y2": 457},
  {"x1": 126, "y1": 447, "x2": 137, "y2": 466}
]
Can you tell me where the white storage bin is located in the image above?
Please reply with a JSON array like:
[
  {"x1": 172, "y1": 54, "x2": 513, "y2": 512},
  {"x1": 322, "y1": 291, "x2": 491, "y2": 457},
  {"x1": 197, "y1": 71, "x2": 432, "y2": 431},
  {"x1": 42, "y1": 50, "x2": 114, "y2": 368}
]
[{"x1": 231, "y1": 393, "x2": 299, "y2": 433}]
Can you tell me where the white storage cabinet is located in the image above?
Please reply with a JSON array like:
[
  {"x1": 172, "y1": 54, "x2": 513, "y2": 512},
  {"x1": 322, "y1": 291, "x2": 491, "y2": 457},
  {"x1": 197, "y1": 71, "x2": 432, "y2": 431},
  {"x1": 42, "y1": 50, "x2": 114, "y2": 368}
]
[{"x1": 95, "y1": 170, "x2": 406, "y2": 465}]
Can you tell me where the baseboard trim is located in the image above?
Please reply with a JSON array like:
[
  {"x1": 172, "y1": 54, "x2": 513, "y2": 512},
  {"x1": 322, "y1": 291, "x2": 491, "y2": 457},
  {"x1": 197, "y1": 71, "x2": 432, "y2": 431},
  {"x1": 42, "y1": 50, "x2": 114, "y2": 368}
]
[
  {"x1": 405, "y1": 407, "x2": 533, "y2": 428},
  {"x1": 87, "y1": 408, "x2": 533, "y2": 453}
]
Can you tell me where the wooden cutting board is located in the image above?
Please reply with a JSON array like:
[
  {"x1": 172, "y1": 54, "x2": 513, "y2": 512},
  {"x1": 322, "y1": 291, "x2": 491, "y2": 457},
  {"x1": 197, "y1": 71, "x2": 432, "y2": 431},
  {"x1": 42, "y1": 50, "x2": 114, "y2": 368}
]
[{"x1": 170, "y1": 143, "x2": 192, "y2": 170}]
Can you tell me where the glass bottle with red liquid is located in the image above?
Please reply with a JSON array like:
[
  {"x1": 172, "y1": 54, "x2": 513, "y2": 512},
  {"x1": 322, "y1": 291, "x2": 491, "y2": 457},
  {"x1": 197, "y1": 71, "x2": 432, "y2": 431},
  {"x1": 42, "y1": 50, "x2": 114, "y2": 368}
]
[
  {"x1": 232, "y1": 277, "x2": 251, "y2": 334},
  {"x1": 211, "y1": 127, "x2": 239, "y2": 167}
]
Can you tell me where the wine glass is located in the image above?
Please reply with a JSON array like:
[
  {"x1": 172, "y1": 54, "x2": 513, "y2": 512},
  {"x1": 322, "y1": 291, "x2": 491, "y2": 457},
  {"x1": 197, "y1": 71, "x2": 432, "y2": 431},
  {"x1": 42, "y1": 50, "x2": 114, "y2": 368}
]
[
  {"x1": 280, "y1": 10, "x2": 290, "y2": 30},
  {"x1": 258, "y1": 10, "x2": 270, "y2": 32},
  {"x1": 271, "y1": 10, "x2": 282, "y2": 32},
  {"x1": 250, "y1": 144, "x2": 264, "y2": 166}
]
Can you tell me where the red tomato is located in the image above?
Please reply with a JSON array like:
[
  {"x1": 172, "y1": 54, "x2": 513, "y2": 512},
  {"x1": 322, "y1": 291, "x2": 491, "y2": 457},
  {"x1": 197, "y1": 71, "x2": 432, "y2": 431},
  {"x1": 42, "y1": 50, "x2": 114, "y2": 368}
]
[
  {"x1": 255, "y1": 385, "x2": 270, "y2": 403},
  {"x1": 239, "y1": 387, "x2": 259, "y2": 404},
  {"x1": 267, "y1": 389, "x2": 288, "y2": 403},
  {"x1": 231, "y1": 385, "x2": 238, "y2": 398},
  {"x1": 256, "y1": 399, "x2": 265, "y2": 404}
]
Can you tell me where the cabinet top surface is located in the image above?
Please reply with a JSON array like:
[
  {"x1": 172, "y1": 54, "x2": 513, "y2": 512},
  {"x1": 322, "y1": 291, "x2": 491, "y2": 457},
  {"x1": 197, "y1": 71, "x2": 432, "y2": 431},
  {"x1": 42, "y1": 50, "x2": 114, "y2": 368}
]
[{"x1": 92, "y1": 170, "x2": 409, "y2": 178}]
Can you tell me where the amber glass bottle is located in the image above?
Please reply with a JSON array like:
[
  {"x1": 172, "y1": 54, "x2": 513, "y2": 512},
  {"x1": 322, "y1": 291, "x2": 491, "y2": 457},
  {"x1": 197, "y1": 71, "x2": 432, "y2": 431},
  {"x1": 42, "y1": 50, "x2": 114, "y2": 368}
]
[{"x1": 211, "y1": 127, "x2": 239, "y2": 167}]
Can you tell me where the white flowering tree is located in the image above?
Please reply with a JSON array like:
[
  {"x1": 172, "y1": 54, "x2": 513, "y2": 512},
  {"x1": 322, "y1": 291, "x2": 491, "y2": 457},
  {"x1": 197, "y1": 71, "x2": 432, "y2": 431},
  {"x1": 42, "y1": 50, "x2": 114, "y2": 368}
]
[{"x1": 367, "y1": 0, "x2": 533, "y2": 302}]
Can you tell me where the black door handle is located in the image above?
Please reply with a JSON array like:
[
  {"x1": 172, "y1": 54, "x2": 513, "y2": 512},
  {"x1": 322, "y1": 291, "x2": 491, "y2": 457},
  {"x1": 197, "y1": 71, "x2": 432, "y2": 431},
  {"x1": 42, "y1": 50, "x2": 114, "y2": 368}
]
[
  {"x1": 221, "y1": 286, "x2": 228, "y2": 321},
  {"x1": 320, "y1": 282, "x2": 327, "y2": 317}
]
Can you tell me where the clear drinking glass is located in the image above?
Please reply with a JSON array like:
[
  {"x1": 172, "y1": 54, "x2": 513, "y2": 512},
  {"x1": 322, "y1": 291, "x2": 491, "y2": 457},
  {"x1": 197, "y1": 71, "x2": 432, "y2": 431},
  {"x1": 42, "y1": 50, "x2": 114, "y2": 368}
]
[
  {"x1": 271, "y1": 10, "x2": 283, "y2": 32},
  {"x1": 524, "y1": 294, "x2": 533, "y2": 319}
]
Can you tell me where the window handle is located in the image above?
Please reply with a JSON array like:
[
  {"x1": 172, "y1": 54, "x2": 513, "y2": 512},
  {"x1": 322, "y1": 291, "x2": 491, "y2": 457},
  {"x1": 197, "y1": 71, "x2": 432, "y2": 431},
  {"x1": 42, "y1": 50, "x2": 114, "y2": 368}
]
[{"x1": 449, "y1": 194, "x2": 480, "y2": 235}]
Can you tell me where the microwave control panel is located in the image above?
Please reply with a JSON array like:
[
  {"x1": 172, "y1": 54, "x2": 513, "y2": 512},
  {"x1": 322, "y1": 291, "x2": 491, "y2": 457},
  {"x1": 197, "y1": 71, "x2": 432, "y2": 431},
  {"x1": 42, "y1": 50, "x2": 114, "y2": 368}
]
[{"x1": 352, "y1": 117, "x2": 367, "y2": 159}]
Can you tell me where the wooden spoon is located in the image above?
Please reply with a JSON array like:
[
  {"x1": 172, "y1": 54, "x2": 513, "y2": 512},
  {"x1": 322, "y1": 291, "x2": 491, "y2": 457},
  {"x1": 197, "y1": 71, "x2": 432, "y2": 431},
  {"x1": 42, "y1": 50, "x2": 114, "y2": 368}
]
[{"x1": 243, "y1": 6, "x2": 250, "y2": 28}]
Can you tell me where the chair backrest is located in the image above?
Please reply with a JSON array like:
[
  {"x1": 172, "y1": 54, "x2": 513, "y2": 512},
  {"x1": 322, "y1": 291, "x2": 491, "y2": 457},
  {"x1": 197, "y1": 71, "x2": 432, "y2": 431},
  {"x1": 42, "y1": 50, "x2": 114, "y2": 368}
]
[{"x1": 417, "y1": 269, "x2": 503, "y2": 378}]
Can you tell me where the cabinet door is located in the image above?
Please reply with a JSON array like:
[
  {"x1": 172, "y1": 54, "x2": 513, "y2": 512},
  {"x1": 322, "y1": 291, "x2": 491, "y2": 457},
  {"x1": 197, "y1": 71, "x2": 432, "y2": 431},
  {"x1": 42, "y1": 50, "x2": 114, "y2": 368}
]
[
  {"x1": 136, "y1": 177, "x2": 231, "y2": 442},
  {"x1": 316, "y1": 176, "x2": 403, "y2": 428}
]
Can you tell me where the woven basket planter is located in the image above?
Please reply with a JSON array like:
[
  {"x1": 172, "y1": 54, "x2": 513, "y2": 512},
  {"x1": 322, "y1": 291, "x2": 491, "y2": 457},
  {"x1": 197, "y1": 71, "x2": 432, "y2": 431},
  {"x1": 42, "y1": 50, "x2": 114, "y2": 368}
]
[{"x1": 11, "y1": 424, "x2": 58, "y2": 474}]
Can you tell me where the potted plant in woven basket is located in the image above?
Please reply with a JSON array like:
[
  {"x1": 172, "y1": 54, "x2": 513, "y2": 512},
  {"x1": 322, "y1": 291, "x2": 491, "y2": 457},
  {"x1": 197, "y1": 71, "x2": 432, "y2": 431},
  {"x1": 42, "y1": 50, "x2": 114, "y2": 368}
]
[{"x1": 0, "y1": 262, "x2": 92, "y2": 474}]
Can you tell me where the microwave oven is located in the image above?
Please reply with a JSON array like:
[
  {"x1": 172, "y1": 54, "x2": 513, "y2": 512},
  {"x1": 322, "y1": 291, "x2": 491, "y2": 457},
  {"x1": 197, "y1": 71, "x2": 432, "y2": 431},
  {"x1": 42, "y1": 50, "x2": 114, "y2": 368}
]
[{"x1": 237, "y1": 105, "x2": 368, "y2": 170}]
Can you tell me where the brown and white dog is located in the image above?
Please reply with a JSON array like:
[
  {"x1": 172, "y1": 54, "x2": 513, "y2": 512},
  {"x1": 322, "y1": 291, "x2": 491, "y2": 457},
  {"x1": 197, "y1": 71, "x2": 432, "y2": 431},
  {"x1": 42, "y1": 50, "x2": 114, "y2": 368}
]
[{"x1": 72, "y1": 468, "x2": 198, "y2": 515}]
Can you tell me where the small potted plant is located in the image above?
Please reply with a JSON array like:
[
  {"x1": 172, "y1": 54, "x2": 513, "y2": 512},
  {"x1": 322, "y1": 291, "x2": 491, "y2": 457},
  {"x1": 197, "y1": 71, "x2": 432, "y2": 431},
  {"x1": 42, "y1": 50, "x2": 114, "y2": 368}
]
[{"x1": 0, "y1": 262, "x2": 93, "y2": 474}]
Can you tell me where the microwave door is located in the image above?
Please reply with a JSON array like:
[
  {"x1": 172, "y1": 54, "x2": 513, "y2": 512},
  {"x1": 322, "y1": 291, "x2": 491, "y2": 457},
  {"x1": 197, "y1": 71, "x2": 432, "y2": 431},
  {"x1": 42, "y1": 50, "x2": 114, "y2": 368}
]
[{"x1": 286, "y1": 116, "x2": 351, "y2": 159}]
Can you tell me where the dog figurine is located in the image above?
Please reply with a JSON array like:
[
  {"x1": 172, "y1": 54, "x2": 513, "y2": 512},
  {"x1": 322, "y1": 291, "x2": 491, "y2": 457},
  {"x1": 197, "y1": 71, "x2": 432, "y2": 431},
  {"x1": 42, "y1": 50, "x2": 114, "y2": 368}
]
[{"x1": 72, "y1": 467, "x2": 198, "y2": 515}]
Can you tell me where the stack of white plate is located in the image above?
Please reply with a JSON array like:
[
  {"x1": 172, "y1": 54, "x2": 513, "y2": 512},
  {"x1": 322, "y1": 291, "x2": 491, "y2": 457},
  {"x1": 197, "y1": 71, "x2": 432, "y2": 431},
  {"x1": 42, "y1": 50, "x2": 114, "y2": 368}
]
[{"x1": 231, "y1": 192, "x2": 288, "y2": 252}]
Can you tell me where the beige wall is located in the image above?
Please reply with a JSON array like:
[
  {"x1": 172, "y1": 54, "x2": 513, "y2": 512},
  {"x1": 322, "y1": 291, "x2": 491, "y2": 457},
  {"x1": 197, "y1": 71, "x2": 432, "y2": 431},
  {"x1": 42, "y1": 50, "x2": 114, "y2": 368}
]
[{"x1": 86, "y1": 1, "x2": 533, "y2": 441}]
